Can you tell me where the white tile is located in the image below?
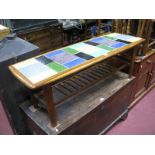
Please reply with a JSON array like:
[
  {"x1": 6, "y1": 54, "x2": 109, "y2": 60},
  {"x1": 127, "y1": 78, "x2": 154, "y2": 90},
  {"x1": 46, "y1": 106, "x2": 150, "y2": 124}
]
[
  {"x1": 127, "y1": 37, "x2": 141, "y2": 42},
  {"x1": 14, "y1": 58, "x2": 38, "y2": 69},
  {"x1": 29, "y1": 69, "x2": 57, "y2": 84}
]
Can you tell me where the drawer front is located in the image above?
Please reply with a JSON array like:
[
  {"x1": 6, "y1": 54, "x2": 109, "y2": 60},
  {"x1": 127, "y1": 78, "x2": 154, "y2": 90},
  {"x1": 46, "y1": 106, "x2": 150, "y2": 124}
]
[
  {"x1": 61, "y1": 81, "x2": 133, "y2": 135},
  {"x1": 139, "y1": 59, "x2": 152, "y2": 75},
  {"x1": 135, "y1": 72, "x2": 149, "y2": 97}
]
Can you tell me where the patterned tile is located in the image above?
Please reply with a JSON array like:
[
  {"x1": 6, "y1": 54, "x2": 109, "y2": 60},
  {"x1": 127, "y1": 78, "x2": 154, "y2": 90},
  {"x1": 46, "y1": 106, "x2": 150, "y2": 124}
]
[
  {"x1": 63, "y1": 48, "x2": 80, "y2": 54},
  {"x1": 49, "y1": 52, "x2": 79, "y2": 65},
  {"x1": 36, "y1": 56, "x2": 53, "y2": 65},
  {"x1": 47, "y1": 62, "x2": 68, "y2": 72},
  {"x1": 64, "y1": 58, "x2": 86, "y2": 68},
  {"x1": 76, "y1": 52, "x2": 94, "y2": 60}
]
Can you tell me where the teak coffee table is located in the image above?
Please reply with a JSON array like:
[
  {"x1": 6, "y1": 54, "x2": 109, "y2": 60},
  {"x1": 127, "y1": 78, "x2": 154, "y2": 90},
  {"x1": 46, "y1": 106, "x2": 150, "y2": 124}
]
[{"x1": 9, "y1": 33, "x2": 145, "y2": 127}]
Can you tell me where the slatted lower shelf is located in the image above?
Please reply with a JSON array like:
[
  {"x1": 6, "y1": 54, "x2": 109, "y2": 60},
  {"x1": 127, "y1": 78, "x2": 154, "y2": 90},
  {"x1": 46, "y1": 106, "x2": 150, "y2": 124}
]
[{"x1": 34, "y1": 57, "x2": 129, "y2": 109}]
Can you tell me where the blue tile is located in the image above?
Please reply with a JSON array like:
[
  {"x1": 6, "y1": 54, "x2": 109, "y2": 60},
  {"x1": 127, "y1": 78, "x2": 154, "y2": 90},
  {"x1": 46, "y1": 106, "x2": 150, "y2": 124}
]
[
  {"x1": 90, "y1": 49, "x2": 109, "y2": 57},
  {"x1": 111, "y1": 42, "x2": 127, "y2": 48},
  {"x1": 64, "y1": 58, "x2": 86, "y2": 68},
  {"x1": 90, "y1": 37, "x2": 106, "y2": 43},
  {"x1": 19, "y1": 62, "x2": 49, "y2": 78},
  {"x1": 45, "y1": 50, "x2": 64, "y2": 58}
]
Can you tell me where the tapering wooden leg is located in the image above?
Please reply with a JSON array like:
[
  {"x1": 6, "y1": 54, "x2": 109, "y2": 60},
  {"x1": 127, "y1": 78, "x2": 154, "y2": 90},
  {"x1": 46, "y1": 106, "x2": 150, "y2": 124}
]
[
  {"x1": 129, "y1": 47, "x2": 137, "y2": 78},
  {"x1": 43, "y1": 84, "x2": 57, "y2": 127},
  {"x1": 30, "y1": 90, "x2": 39, "y2": 109}
]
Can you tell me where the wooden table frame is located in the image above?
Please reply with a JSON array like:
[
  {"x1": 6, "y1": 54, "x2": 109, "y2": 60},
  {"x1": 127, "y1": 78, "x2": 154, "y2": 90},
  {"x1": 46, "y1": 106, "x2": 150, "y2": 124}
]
[
  {"x1": 9, "y1": 34, "x2": 145, "y2": 127},
  {"x1": 43, "y1": 46, "x2": 139, "y2": 127}
]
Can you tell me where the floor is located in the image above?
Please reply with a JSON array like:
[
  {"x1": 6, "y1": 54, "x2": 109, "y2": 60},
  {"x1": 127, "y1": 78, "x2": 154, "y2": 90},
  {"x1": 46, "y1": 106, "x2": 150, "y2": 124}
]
[
  {"x1": 0, "y1": 101, "x2": 14, "y2": 135},
  {"x1": 106, "y1": 87, "x2": 155, "y2": 135},
  {"x1": 0, "y1": 87, "x2": 155, "y2": 135}
]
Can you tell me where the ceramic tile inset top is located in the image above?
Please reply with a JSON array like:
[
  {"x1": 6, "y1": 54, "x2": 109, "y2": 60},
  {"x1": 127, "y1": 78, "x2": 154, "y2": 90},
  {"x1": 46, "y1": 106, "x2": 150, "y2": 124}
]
[{"x1": 12, "y1": 33, "x2": 142, "y2": 84}]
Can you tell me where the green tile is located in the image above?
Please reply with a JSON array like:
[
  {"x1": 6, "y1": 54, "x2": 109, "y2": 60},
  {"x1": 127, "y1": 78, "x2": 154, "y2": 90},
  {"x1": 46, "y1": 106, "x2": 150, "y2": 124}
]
[
  {"x1": 63, "y1": 48, "x2": 79, "y2": 54},
  {"x1": 47, "y1": 62, "x2": 67, "y2": 72},
  {"x1": 104, "y1": 36, "x2": 116, "y2": 40},
  {"x1": 97, "y1": 45, "x2": 114, "y2": 51}
]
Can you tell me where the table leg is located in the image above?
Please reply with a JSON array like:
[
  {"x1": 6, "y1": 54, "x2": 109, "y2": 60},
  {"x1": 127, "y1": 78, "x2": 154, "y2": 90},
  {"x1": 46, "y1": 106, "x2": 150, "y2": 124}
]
[
  {"x1": 43, "y1": 85, "x2": 57, "y2": 127},
  {"x1": 30, "y1": 90, "x2": 39, "y2": 109},
  {"x1": 129, "y1": 47, "x2": 137, "y2": 78}
]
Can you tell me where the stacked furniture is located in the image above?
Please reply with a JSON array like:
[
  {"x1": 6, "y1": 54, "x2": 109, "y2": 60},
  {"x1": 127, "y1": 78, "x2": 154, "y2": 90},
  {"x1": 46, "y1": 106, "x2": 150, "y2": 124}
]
[
  {"x1": 6, "y1": 19, "x2": 63, "y2": 52},
  {"x1": 9, "y1": 33, "x2": 144, "y2": 134},
  {"x1": 115, "y1": 19, "x2": 155, "y2": 108}
]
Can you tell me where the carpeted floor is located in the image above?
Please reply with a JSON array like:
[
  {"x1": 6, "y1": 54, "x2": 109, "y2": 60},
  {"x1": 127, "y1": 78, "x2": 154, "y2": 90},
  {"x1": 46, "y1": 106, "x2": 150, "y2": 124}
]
[
  {"x1": 0, "y1": 101, "x2": 14, "y2": 135},
  {"x1": 106, "y1": 87, "x2": 155, "y2": 135}
]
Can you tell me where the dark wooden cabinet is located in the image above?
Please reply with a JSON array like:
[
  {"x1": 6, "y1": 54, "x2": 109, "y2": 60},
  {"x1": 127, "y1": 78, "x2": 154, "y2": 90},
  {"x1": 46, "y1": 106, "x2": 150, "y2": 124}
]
[
  {"x1": 20, "y1": 72, "x2": 134, "y2": 135},
  {"x1": 18, "y1": 25, "x2": 63, "y2": 52},
  {"x1": 130, "y1": 51, "x2": 155, "y2": 106}
]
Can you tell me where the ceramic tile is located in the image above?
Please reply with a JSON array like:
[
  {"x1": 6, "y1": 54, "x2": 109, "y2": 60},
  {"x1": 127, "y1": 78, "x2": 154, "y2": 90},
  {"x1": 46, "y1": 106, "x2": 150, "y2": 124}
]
[
  {"x1": 116, "y1": 39, "x2": 131, "y2": 44},
  {"x1": 84, "y1": 41, "x2": 99, "y2": 46},
  {"x1": 64, "y1": 58, "x2": 86, "y2": 68},
  {"x1": 105, "y1": 33, "x2": 119, "y2": 37},
  {"x1": 45, "y1": 50, "x2": 64, "y2": 58},
  {"x1": 76, "y1": 52, "x2": 94, "y2": 60},
  {"x1": 127, "y1": 37, "x2": 141, "y2": 42},
  {"x1": 90, "y1": 49, "x2": 109, "y2": 57},
  {"x1": 14, "y1": 58, "x2": 38, "y2": 69},
  {"x1": 69, "y1": 42, "x2": 86, "y2": 49},
  {"x1": 104, "y1": 36, "x2": 116, "y2": 40},
  {"x1": 115, "y1": 34, "x2": 133, "y2": 40},
  {"x1": 29, "y1": 69, "x2": 57, "y2": 84},
  {"x1": 19, "y1": 62, "x2": 51, "y2": 78},
  {"x1": 111, "y1": 42, "x2": 127, "y2": 48},
  {"x1": 47, "y1": 62, "x2": 68, "y2": 72},
  {"x1": 90, "y1": 37, "x2": 106, "y2": 43},
  {"x1": 49, "y1": 52, "x2": 79, "y2": 65},
  {"x1": 100, "y1": 39, "x2": 119, "y2": 46},
  {"x1": 97, "y1": 45, "x2": 114, "y2": 51},
  {"x1": 36, "y1": 56, "x2": 53, "y2": 65},
  {"x1": 63, "y1": 48, "x2": 80, "y2": 54},
  {"x1": 76, "y1": 44, "x2": 103, "y2": 55}
]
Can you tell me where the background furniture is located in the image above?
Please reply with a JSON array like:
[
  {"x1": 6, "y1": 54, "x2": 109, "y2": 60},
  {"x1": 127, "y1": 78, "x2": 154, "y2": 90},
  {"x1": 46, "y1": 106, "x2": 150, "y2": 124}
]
[
  {"x1": 129, "y1": 51, "x2": 155, "y2": 108},
  {"x1": 0, "y1": 19, "x2": 63, "y2": 52},
  {"x1": 112, "y1": 19, "x2": 155, "y2": 108},
  {"x1": 0, "y1": 34, "x2": 40, "y2": 134}
]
